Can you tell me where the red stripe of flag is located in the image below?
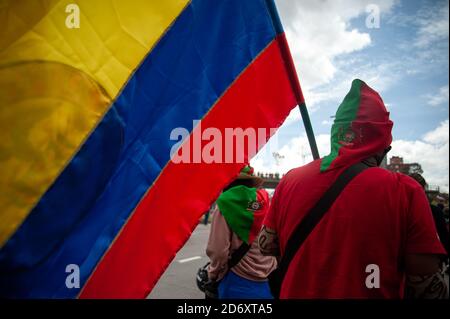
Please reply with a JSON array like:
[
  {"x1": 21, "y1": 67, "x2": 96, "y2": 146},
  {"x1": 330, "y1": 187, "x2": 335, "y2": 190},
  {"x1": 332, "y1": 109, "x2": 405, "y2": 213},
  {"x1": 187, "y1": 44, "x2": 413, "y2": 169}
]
[{"x1": 80, "y1": 34, "x2": 299, "y2": 298}]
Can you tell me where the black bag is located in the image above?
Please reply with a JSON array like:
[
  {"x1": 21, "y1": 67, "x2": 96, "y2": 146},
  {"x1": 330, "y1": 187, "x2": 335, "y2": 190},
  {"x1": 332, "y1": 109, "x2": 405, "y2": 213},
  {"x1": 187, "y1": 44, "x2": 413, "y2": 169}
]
[
  {"x1": 268, "y1": 162, "x2": 369, "y2": 298},
  {"x1": 197, "y1": 241, "x2": 251, "y2": 299}
]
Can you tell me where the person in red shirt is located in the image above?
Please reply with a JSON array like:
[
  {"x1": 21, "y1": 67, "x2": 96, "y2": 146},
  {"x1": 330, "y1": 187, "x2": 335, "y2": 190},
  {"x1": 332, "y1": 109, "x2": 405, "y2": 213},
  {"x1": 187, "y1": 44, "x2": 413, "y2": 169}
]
[{"x1": 259, "y1": 79, "x2": 448, "y2": 299}]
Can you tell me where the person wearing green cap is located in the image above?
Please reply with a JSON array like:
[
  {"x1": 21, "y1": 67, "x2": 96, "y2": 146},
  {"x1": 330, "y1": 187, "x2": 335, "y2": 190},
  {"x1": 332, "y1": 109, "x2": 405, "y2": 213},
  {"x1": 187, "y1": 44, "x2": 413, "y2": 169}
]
[
  {"x1": 205, "y1": 165, "x2": 276, "y2": 299},
  {"x1": 259, "y1": 79, "x2": 448, "y2": 299}
]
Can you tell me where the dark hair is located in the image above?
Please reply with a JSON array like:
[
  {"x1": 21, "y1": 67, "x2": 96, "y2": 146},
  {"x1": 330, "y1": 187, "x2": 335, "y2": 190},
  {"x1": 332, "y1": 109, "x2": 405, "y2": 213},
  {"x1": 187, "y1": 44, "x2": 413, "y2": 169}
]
[
  {"x1": 375, "y1": 146, "x2": 392, "y2": 166},
  {"x1": 409, "y1": 173, "x2": 427, "y2": 189},
  {"x1": 223, "y1": 179, "x2": 256, "y2": 191}
]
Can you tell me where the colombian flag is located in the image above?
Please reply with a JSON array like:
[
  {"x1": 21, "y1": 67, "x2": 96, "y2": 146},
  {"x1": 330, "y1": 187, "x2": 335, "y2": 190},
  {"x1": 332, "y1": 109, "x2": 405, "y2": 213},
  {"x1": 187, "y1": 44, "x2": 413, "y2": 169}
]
[{"x1": 0, "y1": 0, "x2": 306, "y2": 298}]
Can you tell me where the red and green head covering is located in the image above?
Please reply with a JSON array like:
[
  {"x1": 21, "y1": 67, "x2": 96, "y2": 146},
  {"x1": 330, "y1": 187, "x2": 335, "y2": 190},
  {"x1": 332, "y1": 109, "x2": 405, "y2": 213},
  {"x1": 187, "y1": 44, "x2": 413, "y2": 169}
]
[
  {"x1": 217, "y1": 166, "x2": 268, "y2": 244},
  {"x1": 320, "y1": 79, "x2": 393, "y2": 172}
]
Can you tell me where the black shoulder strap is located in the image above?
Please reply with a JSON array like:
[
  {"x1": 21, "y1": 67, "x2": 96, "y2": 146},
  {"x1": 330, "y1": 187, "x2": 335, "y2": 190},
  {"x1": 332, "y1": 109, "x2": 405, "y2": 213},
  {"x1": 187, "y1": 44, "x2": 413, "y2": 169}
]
[
  {"x1": 228, "y1": 242, "x2": 251, "y2": 269},
  {"x1": 276, "y1": 162, "x2": 370, "y2": 288}
]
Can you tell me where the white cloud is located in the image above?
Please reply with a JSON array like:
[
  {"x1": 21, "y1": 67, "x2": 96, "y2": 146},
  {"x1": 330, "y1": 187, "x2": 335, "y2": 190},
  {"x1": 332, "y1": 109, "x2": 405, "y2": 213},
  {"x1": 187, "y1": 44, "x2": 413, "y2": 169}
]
[
  {"x1": 274, "y1": 0, "x2": 448, "y2": 116},
  {"x1": 414, "y1": 1, "x2": 449, "y2": 48},
  {"x1": 252, "y1": 121, "x2": 449, "y2": 192},
  {"x1": 275, "y1": 0, "x2": 396, "y2": 90},
  {"x1": 388, "y1": 1, "x2": 449, "y2": 69},
  {"x1": 282, "y1": 60, "x2": 398, "y2": 119},
  {"x1": 306, "y1": 60, "x2": 399, "y2": 109},
  {"x1": 273, "y1": 0, "x2": 398, "y2": 111},
  {"x1": 251, "y1": 133, "x2": 330, "y2": 174},
  {"x1": 425, "y1": 85, "x2": 449, "y2": 107},
  {"x1": 388, "y1": 120, "x2": 449, "y2": 192},
  {"x1": 422, "y1": 119, "x2": 449, "y2": 145}
]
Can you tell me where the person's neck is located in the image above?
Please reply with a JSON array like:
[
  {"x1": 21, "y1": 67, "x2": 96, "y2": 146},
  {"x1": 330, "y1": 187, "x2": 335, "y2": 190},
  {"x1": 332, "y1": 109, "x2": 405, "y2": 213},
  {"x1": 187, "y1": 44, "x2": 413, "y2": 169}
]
[{"x1": 362, "y1": 156, "x2": 379, "y2": 167}]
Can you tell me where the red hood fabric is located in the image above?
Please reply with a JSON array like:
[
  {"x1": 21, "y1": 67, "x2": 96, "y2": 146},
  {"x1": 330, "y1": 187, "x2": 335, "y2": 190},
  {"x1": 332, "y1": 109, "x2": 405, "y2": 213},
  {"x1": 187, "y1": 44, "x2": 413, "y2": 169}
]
[{"x1": 321, "y1": 79, "x2": 393, "y2": 172}]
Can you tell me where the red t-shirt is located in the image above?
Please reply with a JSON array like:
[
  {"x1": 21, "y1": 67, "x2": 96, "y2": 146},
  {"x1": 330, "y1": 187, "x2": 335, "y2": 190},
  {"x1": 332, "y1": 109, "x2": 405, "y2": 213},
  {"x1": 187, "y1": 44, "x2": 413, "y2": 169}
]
[{"x1": 264, "y1": 160, "x2": 446, "y2": 298}]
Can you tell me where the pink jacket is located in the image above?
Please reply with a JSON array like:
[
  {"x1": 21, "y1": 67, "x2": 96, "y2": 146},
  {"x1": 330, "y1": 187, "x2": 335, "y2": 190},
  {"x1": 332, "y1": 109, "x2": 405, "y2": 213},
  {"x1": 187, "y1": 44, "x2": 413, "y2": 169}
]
[{"x1": 206, "y1": 207, "x2": 276, "y2": 282}]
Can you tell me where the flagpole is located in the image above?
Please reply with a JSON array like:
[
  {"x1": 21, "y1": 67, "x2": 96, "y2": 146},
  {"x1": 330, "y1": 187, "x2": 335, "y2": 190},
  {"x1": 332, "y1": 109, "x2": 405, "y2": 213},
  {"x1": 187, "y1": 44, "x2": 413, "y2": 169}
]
[
  {"x1": 297, "y1": 103, "x2": 319, "y2": 160},
  {"x1": 265, "y1": 0, "x2": 320, "y2": 160}
]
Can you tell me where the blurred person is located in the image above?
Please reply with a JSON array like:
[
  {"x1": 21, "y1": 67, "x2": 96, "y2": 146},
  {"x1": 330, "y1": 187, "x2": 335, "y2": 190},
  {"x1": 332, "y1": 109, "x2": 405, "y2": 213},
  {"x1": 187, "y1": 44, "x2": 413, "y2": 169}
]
[
  {"x1": 259, "y1": 79, "x2": 448, "y2": 299},
  {"x1": 409, "y1": 173, "x2": 449, "y2": 256},
  {"x1": 443, "y1": 207, "x2": 449, "y2": 230},
  {"x1": 206, "y1": 165, "x2": 276, "y2": 299},
  {"x1": 202, "y1": 203, "x2": 216, "y2": 225},
  {"x1": 435, "y1": 195, "x2": 446, "y2": 212}
]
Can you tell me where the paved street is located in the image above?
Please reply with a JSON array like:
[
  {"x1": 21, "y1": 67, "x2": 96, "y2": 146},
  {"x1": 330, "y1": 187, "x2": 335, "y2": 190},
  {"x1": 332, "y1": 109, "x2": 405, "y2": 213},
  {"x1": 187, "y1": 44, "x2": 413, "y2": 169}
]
[{"x1": 148, "y1": 223, "x2": 211, "y2": 299}]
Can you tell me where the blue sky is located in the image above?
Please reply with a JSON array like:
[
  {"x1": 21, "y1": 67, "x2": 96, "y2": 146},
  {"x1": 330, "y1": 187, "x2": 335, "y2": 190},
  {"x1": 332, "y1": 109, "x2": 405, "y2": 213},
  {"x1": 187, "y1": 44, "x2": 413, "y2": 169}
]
[{"x1": 251, "y1": 0, "x2": 449, "y2": 191}]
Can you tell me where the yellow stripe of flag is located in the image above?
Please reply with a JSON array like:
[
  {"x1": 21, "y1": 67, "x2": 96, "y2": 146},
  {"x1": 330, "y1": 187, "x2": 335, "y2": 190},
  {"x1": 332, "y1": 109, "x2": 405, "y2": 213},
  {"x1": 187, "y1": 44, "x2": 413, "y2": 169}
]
[{"x1": 0, "y1": 0, "x2": 189, "y2": 246}]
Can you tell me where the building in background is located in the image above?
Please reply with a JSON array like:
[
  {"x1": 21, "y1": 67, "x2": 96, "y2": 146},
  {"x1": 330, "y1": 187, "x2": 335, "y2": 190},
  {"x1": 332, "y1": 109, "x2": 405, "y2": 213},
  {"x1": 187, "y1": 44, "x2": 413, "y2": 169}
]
[
  {"x1": 386, "y1": 156, "x2": 423, "y2": 175},
  {"x1": 386, "y1": 156, "x2": 448, "y2": 207}
]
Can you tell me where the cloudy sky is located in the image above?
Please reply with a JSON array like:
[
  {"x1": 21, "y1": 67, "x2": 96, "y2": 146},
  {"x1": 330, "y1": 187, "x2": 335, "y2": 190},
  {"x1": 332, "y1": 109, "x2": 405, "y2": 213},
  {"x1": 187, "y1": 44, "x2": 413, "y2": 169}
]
[{"x1": 251, "y1": 0, "x2": 449, "y2": 192}]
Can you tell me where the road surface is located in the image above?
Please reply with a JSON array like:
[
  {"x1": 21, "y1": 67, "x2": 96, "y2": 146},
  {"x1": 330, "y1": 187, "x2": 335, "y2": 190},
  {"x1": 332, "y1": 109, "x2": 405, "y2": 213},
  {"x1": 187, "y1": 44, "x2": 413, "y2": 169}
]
[{"x1": 148, "y1": 223, "x2": 210, "y2": 299}]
